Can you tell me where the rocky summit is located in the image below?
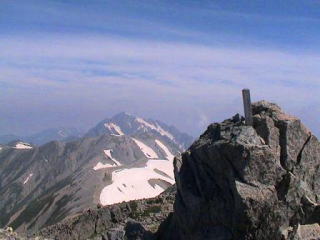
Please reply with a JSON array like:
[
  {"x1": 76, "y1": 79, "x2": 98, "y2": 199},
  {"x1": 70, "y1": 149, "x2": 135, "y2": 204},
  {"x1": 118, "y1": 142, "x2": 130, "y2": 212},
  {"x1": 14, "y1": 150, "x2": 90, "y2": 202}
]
[
  {"x1": 4, "y1": 101, "x2": 319, "y2": 240},
  {"x1": 157, "y1": 100, "x2": 320, "y2": 240}
]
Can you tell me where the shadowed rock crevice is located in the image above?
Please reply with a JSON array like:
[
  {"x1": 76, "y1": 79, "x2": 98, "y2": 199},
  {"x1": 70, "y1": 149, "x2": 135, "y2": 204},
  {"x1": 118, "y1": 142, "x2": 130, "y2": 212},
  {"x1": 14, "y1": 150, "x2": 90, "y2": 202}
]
[
  {"x1": 275, "y1": 173, "x2": 292, "y2": 201},
  {"x1": 277, "y1": 121, "x2": 291, "y2": 172},
  {"x1": 296, "y1": 133, "x2": 312, "y2": 166}
]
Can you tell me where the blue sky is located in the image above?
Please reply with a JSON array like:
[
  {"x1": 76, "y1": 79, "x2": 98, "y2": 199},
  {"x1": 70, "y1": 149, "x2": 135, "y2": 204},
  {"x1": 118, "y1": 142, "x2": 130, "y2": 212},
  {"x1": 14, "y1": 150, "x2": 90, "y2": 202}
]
[{"x1": 1, "y1": 0, "x2": 320, "y2": 137}]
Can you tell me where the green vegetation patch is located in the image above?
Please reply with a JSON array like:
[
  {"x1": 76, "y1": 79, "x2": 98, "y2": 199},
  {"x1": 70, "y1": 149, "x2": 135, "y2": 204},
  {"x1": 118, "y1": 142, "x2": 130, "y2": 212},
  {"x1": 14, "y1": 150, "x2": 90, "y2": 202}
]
[
  {"x1": 141, "y1": 205, "x2": 161, "y2": 217},
  {"x1": 44, "y1": 194, "x2": 73, "y2": 227},
  {"x1": 9, "y1": 176, "x2": 73, "y2": 230},
  {"x1": 0, "y1": 183, "x2": 23, "y2": 226},
  {"x1": 10, "y1": 193, "x2": 55, "y2": 230}
]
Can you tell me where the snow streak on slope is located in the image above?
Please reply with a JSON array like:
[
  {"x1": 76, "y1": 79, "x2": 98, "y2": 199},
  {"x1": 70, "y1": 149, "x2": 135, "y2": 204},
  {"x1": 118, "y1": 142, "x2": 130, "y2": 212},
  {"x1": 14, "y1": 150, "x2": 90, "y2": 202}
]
[
  {"x1": 15, "y1": 142, "x2": 32, "y2": 149},
  {"x1": 93, "y1": 149, "x2": 122, "y2": 170},
  {"x1": 23, "y1": 173, "x2": 33, "y2": 184},
  {"x1": 132, "y1": 138, "x2": 158, "y2": 159},
  {"x1": 135, "y1": 118, "x2": 174, "y2": 141},
  {"x1": 104, "y1": 150, "x2": 122, "y2": 166},
  {"x1": 93, "y1": 162, "x2": 114, "y2": 170},
  {"x1": 99, "y1": 157, "x2": 175, "y2": 205},
  {"x1": 155, "y1": 139, "x2": 175, "y2": 161},
  {"x1": 104, "y1": 123, "x2": 124, "y2": 136}
]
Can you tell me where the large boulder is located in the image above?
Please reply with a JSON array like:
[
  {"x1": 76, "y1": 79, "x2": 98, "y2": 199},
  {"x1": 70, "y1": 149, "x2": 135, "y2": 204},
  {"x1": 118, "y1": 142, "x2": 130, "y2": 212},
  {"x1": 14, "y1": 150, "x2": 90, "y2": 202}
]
[{"x1": 157, "y1": 101, "x2": 320, "y2": 240}]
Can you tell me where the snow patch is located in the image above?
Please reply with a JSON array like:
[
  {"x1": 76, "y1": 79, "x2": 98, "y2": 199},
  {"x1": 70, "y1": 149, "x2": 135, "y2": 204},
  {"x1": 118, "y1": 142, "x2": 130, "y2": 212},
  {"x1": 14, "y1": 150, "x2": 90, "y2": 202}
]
[
  {"x1": 93, "y1": 150, "x2": 121, "y2": 170},
  {"x1": 135, "y1": 118, "x2": 174, "y2": 141},
  {"x1": 104, "y1": 150, "x2": 122, "y2": 166},
  {"x1": 99, "y1": 157, "x2": 174, "y2": 205},
  {"x1": 15, "y1": 142, "x2": 32, "y2": 149},
  {"x1": 93, "y1": 162, "x2": 114, "y2": 170},
  {"x1": 104, "y1": 123, "x2": 124, "y2": 136},
  {"x1": 132, "y1": 138, "x2": 158, "y2": 159},
  {"x1": 23, "y1": 173, "x2": 33, "y2": 184},
  {"x1": 111, "y1": 134, "x2": 122, "y2": 137},
  {"x1": 155, "y1": 140, "x2": 175, "y2": 161}
]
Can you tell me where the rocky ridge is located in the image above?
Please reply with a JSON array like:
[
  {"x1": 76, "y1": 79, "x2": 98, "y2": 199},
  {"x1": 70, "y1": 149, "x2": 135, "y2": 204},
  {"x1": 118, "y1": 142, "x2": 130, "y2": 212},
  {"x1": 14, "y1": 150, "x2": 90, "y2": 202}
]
[{"x1": 36, "y1": 186, "x2": 175, "y2": 240}]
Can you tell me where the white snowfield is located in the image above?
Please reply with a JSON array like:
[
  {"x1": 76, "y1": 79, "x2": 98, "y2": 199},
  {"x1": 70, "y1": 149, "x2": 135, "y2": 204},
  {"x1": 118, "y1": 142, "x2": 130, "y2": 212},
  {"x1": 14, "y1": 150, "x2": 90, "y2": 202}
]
[
  {"x1": 23, "y1": 173, "x2": 33, "y2": 184},
  {"x1": 100, "y1": 139, "x2": 175, "y2": 206},
  {"x1": 100, "y1": 159, "x2": 175, "y2": 205},
  {"x1": 136, "y1": 118, "x2": 175, "y2": 141},
  {"x1": 93, "y1": 149, "x2": 122, "y2": 170},
  {"x1": 104, "y1": 123, "x2": 124, "y2": 136},
  {"x1": 15, "y1": 142, "x2": 33, "y2": 149},
  {"x1": 132, "y1": 138, "x2": 158, "y2": 159},
  {"x1": 155, "y1": 139, "x2": 175, "y2": 161}
]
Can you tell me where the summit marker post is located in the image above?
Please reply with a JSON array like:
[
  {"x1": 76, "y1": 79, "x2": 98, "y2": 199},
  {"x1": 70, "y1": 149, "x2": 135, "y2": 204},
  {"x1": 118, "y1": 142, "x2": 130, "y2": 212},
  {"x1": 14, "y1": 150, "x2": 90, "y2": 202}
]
[{"x1": 242, "y1": 89, "x2": 253, "y2": 126}]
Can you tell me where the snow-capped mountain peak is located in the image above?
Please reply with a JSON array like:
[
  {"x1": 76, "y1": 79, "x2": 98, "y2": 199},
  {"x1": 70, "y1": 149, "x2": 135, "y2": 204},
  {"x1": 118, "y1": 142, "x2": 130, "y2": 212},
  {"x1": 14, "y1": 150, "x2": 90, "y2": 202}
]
[{"x1": 85, "y1": 113, "x2": 193, "y2": 150}]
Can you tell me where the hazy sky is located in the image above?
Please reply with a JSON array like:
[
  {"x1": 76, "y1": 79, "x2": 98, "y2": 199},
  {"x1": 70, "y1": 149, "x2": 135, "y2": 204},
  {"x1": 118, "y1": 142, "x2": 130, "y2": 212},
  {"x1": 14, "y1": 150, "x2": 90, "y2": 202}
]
[{"x1": 1, "y1": 0, "x2": 319, "y2": 137}]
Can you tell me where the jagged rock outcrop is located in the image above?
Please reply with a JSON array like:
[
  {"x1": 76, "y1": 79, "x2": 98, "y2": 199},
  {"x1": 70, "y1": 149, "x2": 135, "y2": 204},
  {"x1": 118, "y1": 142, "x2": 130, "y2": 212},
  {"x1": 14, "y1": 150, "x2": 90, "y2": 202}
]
[{"x1": 157, "y1": 101, "x2": 320, "y2": 240}]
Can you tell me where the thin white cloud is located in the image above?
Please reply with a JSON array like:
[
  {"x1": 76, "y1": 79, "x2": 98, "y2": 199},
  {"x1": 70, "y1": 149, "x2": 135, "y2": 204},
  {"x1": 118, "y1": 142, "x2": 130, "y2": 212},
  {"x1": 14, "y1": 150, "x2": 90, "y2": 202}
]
[{"x1": 0, "y1": 34, "x2": 319, "y2": 136}]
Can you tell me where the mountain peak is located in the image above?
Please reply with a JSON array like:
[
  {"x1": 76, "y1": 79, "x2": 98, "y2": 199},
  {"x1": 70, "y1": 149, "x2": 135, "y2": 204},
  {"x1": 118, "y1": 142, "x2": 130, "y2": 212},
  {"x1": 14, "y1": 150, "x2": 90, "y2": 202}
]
[{"x1": 85, "y1": 113, "x2": 193, "y2": 150}]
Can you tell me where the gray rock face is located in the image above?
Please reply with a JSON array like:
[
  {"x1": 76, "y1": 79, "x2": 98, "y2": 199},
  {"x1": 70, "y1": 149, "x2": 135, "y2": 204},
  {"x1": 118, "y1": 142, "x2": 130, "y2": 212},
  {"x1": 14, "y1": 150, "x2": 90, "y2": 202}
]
[
  {"x1": 124, "y1": 219, "x2": 153, "y2": 240},
  {"x1": 157, "y1": 101, "x2": 320, "y2": 240}
]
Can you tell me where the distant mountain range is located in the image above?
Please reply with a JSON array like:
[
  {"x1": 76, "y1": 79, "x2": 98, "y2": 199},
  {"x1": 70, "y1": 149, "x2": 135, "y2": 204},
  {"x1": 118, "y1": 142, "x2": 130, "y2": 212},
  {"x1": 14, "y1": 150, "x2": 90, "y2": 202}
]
[
  {"x1": 0, "y1": 112, "x2": 193, "y2": 149},
  {"x1": 0, "y1": 113, "x2": 193, "y2": 234},
  {"x1": 0, "y1": 128, "x2": 83, "y2": 145}
]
